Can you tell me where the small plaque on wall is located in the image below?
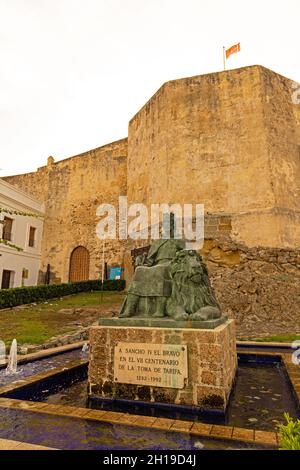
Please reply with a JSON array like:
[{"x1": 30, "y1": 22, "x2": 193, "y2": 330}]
[{"x1": 114, "y1": 342, "x2": 188, "y2": 389}]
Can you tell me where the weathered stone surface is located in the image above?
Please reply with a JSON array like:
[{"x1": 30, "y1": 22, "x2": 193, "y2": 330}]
[
  {"x1": 4, "y1": 65, "x2": 300, "y2": 287},
  {"x1": 58, "y1": 308, "x2": 76, "y2": 315},
  {"x1": 232, "y1": 427, "x2": 255, "y2": 442},
  {"x1": 88, "y1": 320, "x2": 237, "y2": 411},
  {"x1": 190, "y1": 422, "x2": 212, "y2": 436},
  {"x1": 128, "y1": 66, "x2": 300, "y2": 248},
  {"x1": 122, "y1": 237, "x2": 300, "y2": 337},
  {"x1": 0, "y1": 438, "x2": 55, "y2": 450},
  {"x1": 3, "y1": 66, "x2": 299, "y2": 336},
  {"x1": 17, "y1": 328, "x2": 90, "y2": 354},
  {"x1": 4, "y1": 139, "x2": 128, "y2": 283},
  {"x1": 204, "y1": 240, "x2": 300, "y2": 338}
]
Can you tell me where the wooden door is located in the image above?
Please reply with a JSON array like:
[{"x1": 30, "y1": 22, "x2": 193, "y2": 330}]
[{"x1": 69, "y1": 246, "x2": 90, "y2": 282}]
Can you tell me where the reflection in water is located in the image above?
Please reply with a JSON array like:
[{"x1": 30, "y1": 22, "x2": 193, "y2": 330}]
[
  {"x1": 227, "y1": 363, "x2": 299, "y2": 430},
  {"x1": 37, "y1": 363, "x2": 299, "y2": 432},
  {"x1": 0, "y1": 408, "x2": 260, "y2": 450}
]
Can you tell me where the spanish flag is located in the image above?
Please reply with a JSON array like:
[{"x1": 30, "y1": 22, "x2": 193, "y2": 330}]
[{"x1": 226, "y1": 43, "x2": 241, "y2": 60}]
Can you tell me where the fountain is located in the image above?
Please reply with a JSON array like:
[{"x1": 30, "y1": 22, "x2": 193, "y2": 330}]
[
  {"x1": 89, "y1": 220, "x2": 237, "y2": 413},
  {"x1": 81, "y1": 342, "x2": 89, "y2": 358},
  {"x1": 0, "y1": 341, "x2": 6, "y2": 365},
  {"x1": 5, "y1": 339, "x2": 18, "y2": 375}
]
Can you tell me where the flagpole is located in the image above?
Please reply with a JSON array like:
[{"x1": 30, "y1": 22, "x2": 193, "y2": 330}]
[
  {"x1": 223, "y1": 47, "x2": 226, "y2": 71},
  {"x1": 101, "y1": 239, "x2": 105, "y2": 303}
]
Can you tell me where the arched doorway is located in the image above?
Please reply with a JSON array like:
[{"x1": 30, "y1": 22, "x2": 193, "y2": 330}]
[{"x1": 69, "y1": 246, "x2": 90, "y2": 282}]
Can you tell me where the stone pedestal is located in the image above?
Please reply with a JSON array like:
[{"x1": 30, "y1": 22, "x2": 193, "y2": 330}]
[{"x1": 88, "y1": 319, "x2": 237, "y2": 412}]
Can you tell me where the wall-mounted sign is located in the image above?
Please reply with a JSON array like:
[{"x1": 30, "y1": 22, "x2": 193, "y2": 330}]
[{"x1": 109, "y1": 267, "x2": 122, "y2": 280}]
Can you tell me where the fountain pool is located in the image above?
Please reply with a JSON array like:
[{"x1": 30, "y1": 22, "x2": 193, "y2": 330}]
[
  {"x1": 0, "y1": 346, "x2": 298, "y2": 450},
  {"x1": 2, "y1": 353, "x2": 298, "y2": 432}
]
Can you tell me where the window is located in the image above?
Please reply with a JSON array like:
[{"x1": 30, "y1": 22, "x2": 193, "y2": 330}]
[
  {"x1": 2, "y1": 217, "x2": 13, "y2": 241},
  {"x1": 28, "y1": 226, "x2": 36, "y2": 247},
  {"x1": 22, "y1": 268, "x2": 29, "y2": 279}
]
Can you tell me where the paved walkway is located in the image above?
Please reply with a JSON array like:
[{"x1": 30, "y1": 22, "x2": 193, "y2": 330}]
[{"x1": 0, "y1": 438, "x2": 56, "y2": 450}]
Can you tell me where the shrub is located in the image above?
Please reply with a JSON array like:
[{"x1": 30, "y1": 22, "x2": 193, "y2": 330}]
[
  {"x1": 279, "y1": 413, "x2": 300, "y2": 450},
  {"x1": 0, "y1": 279, "x2": 125, "y2": 309}
]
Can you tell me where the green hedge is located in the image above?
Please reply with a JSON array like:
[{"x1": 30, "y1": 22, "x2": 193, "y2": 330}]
[{"x1": 0, "y1": 279, "x2": 125, "y2": 309}]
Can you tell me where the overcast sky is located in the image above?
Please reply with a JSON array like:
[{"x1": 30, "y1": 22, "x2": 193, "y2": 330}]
[{"x1": 1, "y1": 0, "x2": 299, "y2": 176}]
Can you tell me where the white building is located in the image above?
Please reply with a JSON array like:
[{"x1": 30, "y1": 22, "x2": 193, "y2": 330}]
[{"x1": 0, "y1": 179, "x2": 44, "y2": 288}]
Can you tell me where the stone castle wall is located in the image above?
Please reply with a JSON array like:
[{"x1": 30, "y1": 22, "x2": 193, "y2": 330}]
[
  {"x1": 4, "y1": 167, "x2": 49, "y2": 204},
  {"x1": 203, "y1": 239, "x2": 300, "y2": 338},
  {"x1": 5, "y1": 139, "x2": 128, "y2": 283},
  {"x1": 121, "y1": 226, "x2": 300, "y2": 338},
  {"x1": 128, "y1": 65, "x2": 300, "y2": 248},
  {"x1": 3, "y1": 65, "x2": 300, "y2": 303}
]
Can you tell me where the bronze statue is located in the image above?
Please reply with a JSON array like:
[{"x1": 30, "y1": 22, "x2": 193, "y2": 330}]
[
  {"x1": 166, "y1": 249, "x2": 221, "y2": 321},
  {"x1": 120, "y1": 237, "x2": 222, "y2": 321},
  {"x1": 120, "y1": 237, "x2": 185, "y2": 318}
]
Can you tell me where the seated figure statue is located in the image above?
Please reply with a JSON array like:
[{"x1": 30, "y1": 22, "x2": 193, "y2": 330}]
[
  {"x1": 119, "y1": 237, "x2": 185, "y2": 318},
  {"x1": 119, "y1": 208, "x2": 222, "y2": 322},
  {"x1": 120, "y1": 235, "x2": 222, "y2": 322}
]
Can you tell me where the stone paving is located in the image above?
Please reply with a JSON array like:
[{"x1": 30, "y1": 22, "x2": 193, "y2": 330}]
[{"x1": 0, "y1": 438, "x2": 55, "y2": 450}]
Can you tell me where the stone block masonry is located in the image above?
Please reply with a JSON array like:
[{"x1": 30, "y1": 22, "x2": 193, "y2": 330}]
[
  {"x1": 4, "y1": 138, "x2": 128, "y2": 284},
  {"x1": 88, "y1": 319, "x2": 237, "y2": 411},
  {"x1": 127, "y1": 66, "x2": 300, "y2": 248},
  {"x1": 204, "y1": 240, "x2": 300, "y2": 338},
  {"x1": 3, "y1": 65, "x2": 300, "y2": 290}
]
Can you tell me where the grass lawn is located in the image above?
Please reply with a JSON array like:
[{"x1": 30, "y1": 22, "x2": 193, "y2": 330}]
[
  {"x1": 0, "y1": 291, "x2": 125, "y2": 346},
  {"x1": 2, "y1": 291, "x2": 298, "y2": 347},
  {"x1": 239, "y1": 334, "x2": 300, "y2": 343}
]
